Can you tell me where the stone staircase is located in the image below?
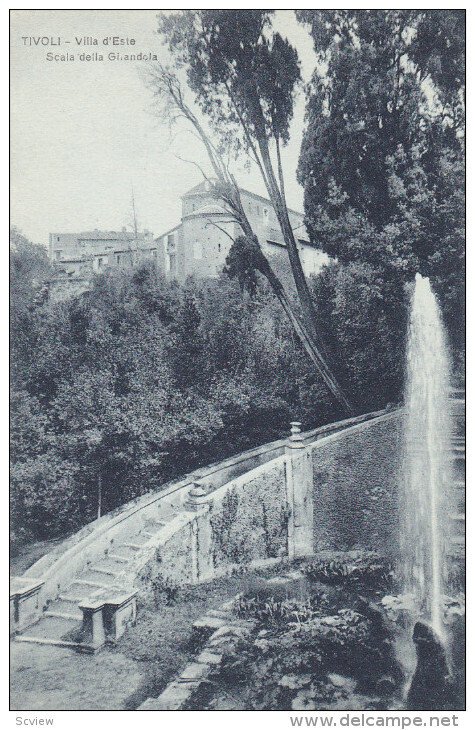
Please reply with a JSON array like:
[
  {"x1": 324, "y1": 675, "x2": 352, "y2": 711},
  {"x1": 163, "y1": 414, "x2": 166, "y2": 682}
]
[{"x1": 15, "y1": 511, "x2": 176, "y2": 649}]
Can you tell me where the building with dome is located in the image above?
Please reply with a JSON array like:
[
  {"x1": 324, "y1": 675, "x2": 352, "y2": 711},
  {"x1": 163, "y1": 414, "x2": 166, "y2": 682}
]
[
  {"x1": 47, "y1": 181, "x2": 327, "y2": 301},
  {"x1": 155, "y1": 181, "x2": 328, "y2": 282}
]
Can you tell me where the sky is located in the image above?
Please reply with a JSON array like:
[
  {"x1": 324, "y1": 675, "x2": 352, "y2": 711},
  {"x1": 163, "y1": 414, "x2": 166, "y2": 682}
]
[{"x1": 10, "y1": 9, "x2": 317, "y2": 248}]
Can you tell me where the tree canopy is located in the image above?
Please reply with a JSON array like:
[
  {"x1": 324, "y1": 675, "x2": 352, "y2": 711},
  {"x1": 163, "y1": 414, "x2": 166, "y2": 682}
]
[
  {"x1": 11, "y1": 238, "x2": 346, "y2": 549},
  {"x1": 297, "y1": 9, "x2": 464, "y2": 358}
]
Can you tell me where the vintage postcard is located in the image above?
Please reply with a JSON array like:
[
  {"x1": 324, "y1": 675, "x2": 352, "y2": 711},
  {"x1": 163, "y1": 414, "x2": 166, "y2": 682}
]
[{"x1": 9, "y1": 6, "x2": 465, "y2": 720}]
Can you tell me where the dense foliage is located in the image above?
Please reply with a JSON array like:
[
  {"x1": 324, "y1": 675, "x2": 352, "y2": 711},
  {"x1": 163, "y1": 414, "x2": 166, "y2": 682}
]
[
  {"x1": 298, "y1": 10, "x2": 465, "y2": 364},
  {"x1": 10, "y1": 239, "x2": 339, "y2": 548},
  {"x1": 193, "y1": 558, "x2": 403, "y2": 711}
]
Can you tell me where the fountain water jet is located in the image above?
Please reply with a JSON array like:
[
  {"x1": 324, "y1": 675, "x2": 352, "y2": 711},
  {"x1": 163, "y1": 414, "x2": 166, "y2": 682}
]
[{"x1": 402, "y1": 273, "x2": 452, "y2": 636}]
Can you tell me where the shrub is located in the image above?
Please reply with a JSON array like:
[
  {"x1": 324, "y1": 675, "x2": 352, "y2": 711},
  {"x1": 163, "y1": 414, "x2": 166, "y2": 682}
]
[{"x1": 303, "y1": 551, "x2": 393, "y2": 589}]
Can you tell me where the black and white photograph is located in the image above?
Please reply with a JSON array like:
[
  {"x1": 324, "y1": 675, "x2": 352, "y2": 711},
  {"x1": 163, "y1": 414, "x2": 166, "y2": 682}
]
[{"x1": 9, "y1": 5, "x2": 466, "y2": 718}]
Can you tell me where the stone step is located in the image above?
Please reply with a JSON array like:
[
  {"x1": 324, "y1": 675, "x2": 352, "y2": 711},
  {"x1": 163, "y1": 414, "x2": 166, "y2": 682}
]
[
  {"x1": 141, "y1": 530, "x2": 156, "y2": 540},
  {"x1": 121, "y1": 541, "x2": 143, "y2": 551},
  {"x1": 141, "y1": 517, "x2": 166, "y2": 531},
  {"x1": 46, "y1": 598, "x2": 83, "y2": 619},
  {"x1": 124, "y1": 533, "x2": 151, "y2": 547},
  {"x1": 81, "y1": 569, "x2": 118, "y2": 585},
  {"x1": 94, "y1": 557, "x2": 126, "y2": 573},
  {"x1": 15, "y1": 635, "x2": 92, "y2": 652},
  {"x1": 109, "y1": 544, "x2": 138, "y2": 559},
  {"x1": 59, "y1": 580, "x2": 104, "y2": 604},
  {"x1": 107, "y1": 552, "x2": 130, "y2": 563},
  {"x1": 57, "y1": 594, "x2": 80, "y2": 605},
  {"x1": 73, "y1": 578, "x2": 109, "y2": 590},
  {"x1": 18, "y1": 615, "x2": 79, "y2": 641},
  {"x1": 45, "y1": 608, "x2": 82, "y2": 622}
]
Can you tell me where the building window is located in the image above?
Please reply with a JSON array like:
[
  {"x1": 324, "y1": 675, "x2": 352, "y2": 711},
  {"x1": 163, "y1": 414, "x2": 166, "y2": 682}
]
[
  {"x1": 193, "y1": 241, "x2": 203, "y2": 260},
  {"x1": 218, "y1": 243, "x2": 221, "y2": 253},
  {"x1": 57, "y1": 236, "x2": 60, "y2": 242},
  {"x1": 263, "y1": 207, "x2": 269, "y2": 222},
  {"x1": 152, "y1": 249, "x2": 157, "y2": 258},
  {"x1": 167, "y1": 233, "x2": 175, "y2": 250},
  {"x1": 168, "y1": 253, "x2": 177, "y2": 274},
  {"x1": 55, "y1": 250, "x2": 62, "y2": 260},
  {"x1": 97, "y1": 257, "x2": 103, "y2": 268},
  {"x1": 116, "y1": 254, "x2": 121, "y2": 264}
]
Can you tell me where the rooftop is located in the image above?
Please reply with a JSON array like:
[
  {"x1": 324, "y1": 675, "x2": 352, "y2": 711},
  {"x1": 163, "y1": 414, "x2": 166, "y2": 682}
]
[{"x1": 181, "y1": 180, "x2": 304, "y2": 218}]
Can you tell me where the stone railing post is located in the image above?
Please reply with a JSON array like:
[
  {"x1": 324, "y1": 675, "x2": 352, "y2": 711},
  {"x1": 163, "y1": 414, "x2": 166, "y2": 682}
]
[
  {"x1": 10, "y1": 577, "x2": 44, "y2": 635},
  {"x1": 285, "y1": 421, "x2": 314, "y2": 559},
  {"x1": 186, "y1": 482, "x2": 214, "y2": 584},
  {"x1": 79, "y1": 599, "x2": 106, "y2": 650},
  {"x1": 103, "y1": 592, "x2": 137, "y2": 640}
]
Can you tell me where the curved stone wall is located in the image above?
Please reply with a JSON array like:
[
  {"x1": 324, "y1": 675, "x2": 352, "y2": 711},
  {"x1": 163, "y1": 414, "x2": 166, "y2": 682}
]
[
  {"x1": 311, "y1": 412, "x2": 404, "y2": 555},
  {"x1": 12, "y1": 408, "x2": 404, "y2": 639}
]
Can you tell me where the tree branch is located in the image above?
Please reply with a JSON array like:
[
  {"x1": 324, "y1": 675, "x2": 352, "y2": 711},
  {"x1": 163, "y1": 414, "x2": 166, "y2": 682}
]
[{"x1": 204, "y1": 219, "x2": 236, "y2": 243}]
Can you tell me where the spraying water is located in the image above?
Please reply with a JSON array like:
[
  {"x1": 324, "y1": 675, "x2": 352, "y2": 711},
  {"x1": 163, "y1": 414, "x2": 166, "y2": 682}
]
[{"x1": 402, "y1": 273, "x2": 451, "y2": 636}]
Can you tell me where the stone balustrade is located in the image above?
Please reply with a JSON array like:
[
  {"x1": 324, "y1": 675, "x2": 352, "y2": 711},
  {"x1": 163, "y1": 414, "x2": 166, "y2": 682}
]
[{"x1": 12, "y1": 407, "x2": 404, "y2": 644}]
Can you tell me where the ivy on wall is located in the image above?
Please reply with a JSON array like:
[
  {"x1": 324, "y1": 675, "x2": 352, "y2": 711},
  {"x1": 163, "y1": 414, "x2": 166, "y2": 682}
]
[
  {"x1": 210, "y1": 464, "x2": 288, "y2": 568},
  {"x1": 312, "y1": 418, "x2": 403, "y2": 554}
]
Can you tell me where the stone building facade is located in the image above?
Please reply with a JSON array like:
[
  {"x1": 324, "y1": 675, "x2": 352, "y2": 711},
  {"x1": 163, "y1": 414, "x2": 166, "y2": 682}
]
[
  {"x1": 155, "y1": 181, "x2": 328, "y2": 282},
  {"x1": 48, "y1": 183, "x2": 327, "y2": 301},
  {"x1": 48, "y1": 229, "x2": 157, "y2": 301}
]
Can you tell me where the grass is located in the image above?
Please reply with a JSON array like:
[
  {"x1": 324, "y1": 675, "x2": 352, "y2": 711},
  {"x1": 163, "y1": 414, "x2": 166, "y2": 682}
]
[
  {"x1": 117, "y1": 568, "x2": 282, "y2": 709},
  {"x1": 10, "y1": 565, "x2": 281, "y2": 711}
]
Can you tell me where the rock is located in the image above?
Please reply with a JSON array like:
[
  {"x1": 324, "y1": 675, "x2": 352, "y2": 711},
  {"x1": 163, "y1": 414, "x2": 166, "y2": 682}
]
[
  {"x1": 443, "y1": 594, "x2": 465, "y2": 625},
  {"x1": 376, "y1": 675, "x2": 396, "y2": 696},
  {"x1": 279, "y1": 674, "x2": 312, "y2": 689},
  {"x1": 179, "y1": 662, "x2": 211, "y2": 681},
  {"x1": 291, "y1": 689, "x2": 317, "y2": 711},
  {"x1": 192, "y1": 615, "x2": 227, "y2": 636},
  {"x1": 380, "y1": 593, "x2": 416, "y2": 623},
  {"x1": 139, "y1": 681, "x2": 195, "y2": 710},
  {"x1": 328, "y1": 673, "x2": 357, "y2": 691},
  {"x1": 196, "y1": 650, "x2": 222, "y2": 665},
  {"x1": 210, "y1": 624, "x2": 248, "y2": 639},
  {"x1": 407, "y1": 621, "x2": 457, "y2": 711}
]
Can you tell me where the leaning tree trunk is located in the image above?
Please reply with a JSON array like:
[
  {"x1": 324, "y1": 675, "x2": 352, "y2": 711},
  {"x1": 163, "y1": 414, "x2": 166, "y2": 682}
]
[
  {"x1": 257, "y1": 137, "x2": 330, "y2": 356},
  {"x1": 257, "y1": 255, "x2": 354, "y2": 415},
  {"x1": 228, "y1": 178, "x2": 354, "y2": 415},
  {"x1": 156, "y1": 74, "x2": 354, "y2": 415}
]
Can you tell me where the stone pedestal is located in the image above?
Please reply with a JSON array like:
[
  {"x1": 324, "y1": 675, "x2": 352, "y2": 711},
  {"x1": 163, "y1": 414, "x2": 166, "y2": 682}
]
[
  {"x1": 79, "y1": 599, "x2": 106, "y2": 649},
  {"x1": 80, "y1": 592, "x2": 137, "y2": 647},
  {"x1": 103, "y1": 592, "x2": 137, "y2": 640},
  {"x1": 10, "y1": 577, "x2": 44, "y2": 635},
  {"x1": 285, "y1": 422, "x2": 314, "y2": 559},
  {"x1": 186, "y1": 483, "x2": 214, "y2": 583}
]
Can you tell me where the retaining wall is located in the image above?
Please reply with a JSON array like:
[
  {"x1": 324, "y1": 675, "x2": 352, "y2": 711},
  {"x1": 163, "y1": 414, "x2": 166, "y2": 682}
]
[
  {"x1": 14, "y1": 408, "x2": 404, "y2": 631},
  {"x1": 312, "y1": 413, "x2": 403, "y2": 555}
]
